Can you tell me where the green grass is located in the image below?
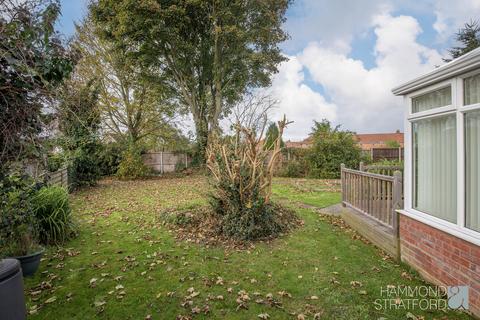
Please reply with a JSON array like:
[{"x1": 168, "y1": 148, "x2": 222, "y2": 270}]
[{"x1": 24, "y1": 175, "x2": 472, "y2": 319}]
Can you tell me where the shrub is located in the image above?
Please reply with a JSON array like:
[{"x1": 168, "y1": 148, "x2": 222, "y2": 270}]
[
  {"x1": 307, "y1": 119, "x2": 362, "y2": 179},
  {"x1": 67, "y1": 142, "x2": 101, "y2": 188},
  {"x1": 97, "y1": 142, "x2": 124, "y2": 176},
  {"x1": 117, "y1": 146, "x2": 150, "y2": 180},
  {"x1": 277, "y1": 160, "x2": 308, "y2": 178},
  {"x1": 32, "y1": 186, "x2": 75, "y2": 245},
  {"x1": 46, "y1": 153, "x2": 65, "y2": 172},
  {"x1": 0, "y1": 172, "x2": 41, "y2": 258},
  {"x1": 206, "y1": 116, "x2": 297, "y2": 240}
]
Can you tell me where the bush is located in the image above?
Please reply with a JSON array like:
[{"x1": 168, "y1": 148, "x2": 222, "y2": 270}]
[
  {"x1": 277, "y1": 160, "x2": 308, "y2": 177},
  {"x1": 46, "y1": 153, "x2": 65, "y2": 172},
  {"x1": 0, "y1": 172, "x2": 41, "y2": 258},
  {"x1": 67, "y1": 141, "x2": 101, "y2": 188},
  {"x1": 307, "y1": 119, "x2": 362, "y2": 179},
  {"x1": 97, "y1": 142, "x2": 124, "y2": 176},
  {"x1": 117, "y1": 146, "x2": 150, "y2": 180},
  {"x1": 32, "y1": 186, "x2": 75, "y2": 245},
  {"x1": 206, "y1": 116, "x2": 297, "y2": 241}
]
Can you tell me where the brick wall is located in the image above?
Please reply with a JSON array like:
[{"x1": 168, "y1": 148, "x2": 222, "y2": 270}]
[{"x1": 400, "y1": 214, "x2": 480, "y2": 317}]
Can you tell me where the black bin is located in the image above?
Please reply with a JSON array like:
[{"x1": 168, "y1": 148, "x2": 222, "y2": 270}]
[{"x1": 0, "y1": 259, "x2": 26, "y2": 320}]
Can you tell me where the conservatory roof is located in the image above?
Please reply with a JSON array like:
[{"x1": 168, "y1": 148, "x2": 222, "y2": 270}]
[{"x1": 392, "y1": 47, "x2": 480, "y2": 96}]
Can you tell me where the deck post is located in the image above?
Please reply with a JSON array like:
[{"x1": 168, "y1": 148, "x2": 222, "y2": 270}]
[
  {"x1": 341, "y1": 163, "x2": 346, "y2": 207},
  {"x1": 392, "y1": 170, "x2": 403, "y2": 260}
]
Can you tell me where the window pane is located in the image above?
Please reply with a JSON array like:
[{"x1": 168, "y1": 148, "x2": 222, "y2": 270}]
[
  {"x1": 413, "y1": 115, "x2": 457, "y2": 223},
  {"x1": 412, "y1": 86, "x2": 451, "y2": 113},
  {"x1": 466, "y1": 110, "x2": 480, "y2": 232},
  {"x1": 464, "y1": 73, "x2": 480, "y2": 105}
]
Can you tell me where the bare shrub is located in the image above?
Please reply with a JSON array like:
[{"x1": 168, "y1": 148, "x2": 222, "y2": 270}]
[{"x1": 206, "y1": 94, "x2": 295, "y2": 240}]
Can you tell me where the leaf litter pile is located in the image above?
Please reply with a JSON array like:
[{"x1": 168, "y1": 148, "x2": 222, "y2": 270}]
[
  {"x1": 160, "y1": 204, "x2": 303, "y2": 249},
  {"x1": 22, "y1": 176, "x2": 474, "y2": 320}
]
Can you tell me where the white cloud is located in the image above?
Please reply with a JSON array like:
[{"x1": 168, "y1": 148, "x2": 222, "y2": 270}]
[
  {"x1": 432, "y1": 0, "x2": 480, "y2": 41},
  {"x1": 284, "y1": 13, "x2": 444, "y2": 135},
  {"x1": 283, "y1": 0, "x2": 389, "y2": 54},
  {"x1": 267, "y1": 56, "x2": 337, "y2": 140}
]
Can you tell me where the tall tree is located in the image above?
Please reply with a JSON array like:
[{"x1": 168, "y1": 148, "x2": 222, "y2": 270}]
[
  {"x1": 73, "y1": 17, "x2": 178, "y2": 148},
  {"x1": 0, "y1": 0, "x2": 74, "y2": 170},
  {"x1": 445, "y1": 20, "x2": 480, "y2": 62},
  {"x1": 57, "y1": 78, "x2": 102, "y2": 187},
  {"x1": 91, "y1": 0, "x2": 290, "y2": 162},
  {"x1": 264, "y1": 122, "x2": 284, "y2": 151}
]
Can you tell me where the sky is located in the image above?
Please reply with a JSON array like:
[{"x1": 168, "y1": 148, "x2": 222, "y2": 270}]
[{"x1": 56, "y1": 0, "x2": 480, "y2": 140}]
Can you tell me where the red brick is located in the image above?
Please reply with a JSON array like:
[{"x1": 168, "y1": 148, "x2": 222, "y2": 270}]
[{"x1": 400, "y1": 216, "x2": 480, "y2": 317}]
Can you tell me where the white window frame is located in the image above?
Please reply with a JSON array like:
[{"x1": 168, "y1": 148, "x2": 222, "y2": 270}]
[{"x1": 400, "y1": 72, "x2": 480, "y2": 246}]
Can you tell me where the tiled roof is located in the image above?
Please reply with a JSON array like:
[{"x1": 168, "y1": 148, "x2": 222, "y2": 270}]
[
  {"x1": 354, "y1": 132, "x2": 404, "y2": 144},
  {"x1": 285, "y1": 132, "x2": 404, "y2": 148}
]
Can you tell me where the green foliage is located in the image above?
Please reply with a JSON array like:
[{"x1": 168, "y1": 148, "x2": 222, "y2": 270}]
[
  {"x1": 97, "y1": 143, "x2": 125, "y2": 176},
  {"x1": 445, "y1": 20, "x2": 480, "y2": 62},
  {"x1": 92, "y1": 0, "x2": 290, "y2": 162},
  {"x1": 264, "y1": 122, "x2": 285, "y2": 150},
  {"x1": 0, "y1": 1, "x2": 74, "y2": 170},
  {"x1": 116, "y1": 146, "x2": 150, "y2": 180},
  {"x1": 385, "y1": 140, "x2": 401, "y2": 148},
  {"x1": 46, "y1": 153, "x2": 64, "y2": 172},
  {"x1": 307, "y1": 119, "x2": 362, "y2": 179},
  {"x1": 32, "y1": 186, "x2": 75, "y2": 245},
  {"x1": 58, "y1": 79, "x2": 102, "y2": 188},
  {"x1": 0, "y1": 172, "x2": 40, "y2": 258},
  {"x1": 277, "y1": 160, "x2": 308, "y2": 178},
  {"x1": 276, "y1": 148, "x2": 309, "y2": 177},
  {"x1": 209, "y1": 184, "x2": 292, "y2": 241}
]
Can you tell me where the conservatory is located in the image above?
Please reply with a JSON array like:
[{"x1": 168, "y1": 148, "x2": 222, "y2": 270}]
[{"x1": 393, "y1": 47, "x2": 480, "y2": 316}]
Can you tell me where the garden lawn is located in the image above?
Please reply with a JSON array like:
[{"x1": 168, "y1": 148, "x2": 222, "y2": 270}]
[{"x1": 24, "y1": 175, "x2": 472, "y2": 320}]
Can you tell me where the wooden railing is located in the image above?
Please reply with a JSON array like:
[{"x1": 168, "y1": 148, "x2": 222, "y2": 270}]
[
  {"x1": 360, "y1": 162, "x2": 403, "y2": 177},
  {"x1": 341, "y1": 164, "x2": 403, "y2": 235}
]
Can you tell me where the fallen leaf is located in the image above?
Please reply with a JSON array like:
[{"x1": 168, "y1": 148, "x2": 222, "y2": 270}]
[{"x1": 44, "y1": 296, "x2": 57, "y2": 304}]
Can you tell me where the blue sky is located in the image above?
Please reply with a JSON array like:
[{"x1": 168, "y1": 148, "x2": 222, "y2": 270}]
[{"x1": 56, "y1": 0, "x2": 480, "y2": 140}]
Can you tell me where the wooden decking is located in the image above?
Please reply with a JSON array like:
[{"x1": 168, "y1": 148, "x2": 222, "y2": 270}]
[{"x1": 339, "y1": 205, "x2": 399, "y2": 258}]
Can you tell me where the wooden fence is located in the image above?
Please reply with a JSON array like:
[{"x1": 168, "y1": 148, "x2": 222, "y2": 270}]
[
  {"x1": 142, "y1": 152, "x2": 191, "y2": 174},
  {"x1": 371, "y1": 147, "x2": 404, "y2": 162},
  {"x1": 40, "y1": 167, "x2": 69, "y2": 190},
  {"x1": 341, "y1": 164, "x2": 403, "y2": 251}
]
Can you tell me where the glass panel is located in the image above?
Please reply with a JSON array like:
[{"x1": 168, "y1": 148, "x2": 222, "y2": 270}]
[
  {"x1": 466, "y1": 110, "x2": 480, "y2": 232},
  {"x1": 464, "y1": 73, "x2": 480, "y2": 105},
  {"x1": 413, "y1": 115, "x2": 457, "y2": 223},
  {"x1": 412, "y1": 86, "x2": 451, "y2": 113}
]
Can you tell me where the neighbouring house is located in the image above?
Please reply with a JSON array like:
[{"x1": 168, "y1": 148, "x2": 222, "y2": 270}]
[
  {"x1": 285, "y1": 131, "x2": 404, "y2": 151},
  {"x1": 354, "y1": 131, "x2": 404, "y2": 151},
  {"x1": 393, "y1": 48, "x2": 480, "y2": 316},
  {"x1": 285, "y1": 137, "x2": 313, "y2": 149}
]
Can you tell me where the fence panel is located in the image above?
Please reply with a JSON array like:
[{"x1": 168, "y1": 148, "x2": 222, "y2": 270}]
[
  {"x1": 371, "y1": 147, "x2": 404, "y2": 162},
  {"x1": 143, "y1": 152, "x2": 191, "y2": 174},
  {"x1": 41, "y1": 167, "x2": 69, "y2": 190},
  {"x1": 341, "y1": 164, "x2": 402, "y2": 229}
]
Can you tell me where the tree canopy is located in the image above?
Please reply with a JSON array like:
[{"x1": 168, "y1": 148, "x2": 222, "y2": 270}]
[
  {"x1": 0, "y1": 0, "x2": 74, "y2": 169},
  {"x1": 264, "y1": 122, "x2": 284, "y2": 150},
  {"x1": 91, "y1": 0, "x2": 290, "y2": 162},
  {"x1": 445, "y1": 20, "x2": 480, "y2": 62},
  {"x1": 73, "y1": 17, "x2": 179, "y2": 148}
]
